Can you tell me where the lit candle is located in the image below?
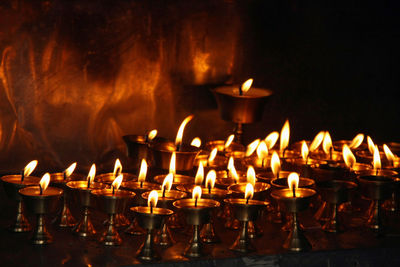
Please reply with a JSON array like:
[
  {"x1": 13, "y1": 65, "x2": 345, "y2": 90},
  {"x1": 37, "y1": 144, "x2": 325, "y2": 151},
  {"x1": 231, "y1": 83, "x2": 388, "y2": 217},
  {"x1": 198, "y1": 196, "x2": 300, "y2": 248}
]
[
  {"x1": 195, "y1": 162, "x2": 204, "y2": 185},
  {"x1": 63, "y1": 162, "x2": 77, "y2": 181},
  {"x1": 148, "y1": 190, "x2": 158, "y2": 214},
  {"x1": 205, "y1": 170, "x2": 216, "y2": 195},
  {"x1": 175, "y1": 115, "x2": 194, "y2": 152},
  {"x1": 288, "y1": 173, "x2": 298, "y2": 198},
  {"x1": 145, "y1": 129, "x2": 158, "y2": 143},
  {"x1": 256, "y1": 141, "x2": 268, "y2": 168},
  {"x1": 245, "y1": 183, "x2": 253, "y2": 204},
  {"x1": 192, "y1": 186, "x2": 202, "y2": 207},
  {"x1": 280, "y1": 120, "x2": 290, "y2": 158},
  {"x1": 161, "y1": 173, "x2": 173, "y2": 198},
  {"x1": 21, "y1": 160, "x2": 38, "y2": 182},
  {"x1": 138, "y1": 159, "x2": 147, "y2": 188}
]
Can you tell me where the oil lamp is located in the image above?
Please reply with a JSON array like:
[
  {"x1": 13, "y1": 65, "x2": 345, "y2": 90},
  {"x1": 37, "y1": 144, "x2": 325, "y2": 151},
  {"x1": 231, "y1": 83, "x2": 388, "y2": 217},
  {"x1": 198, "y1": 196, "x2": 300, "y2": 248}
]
[
  {"x1": 269, "y1": 120, "x2": 300, "y2": 162},
  {"x1": 153, "y1": 152, "x2": 195, "y2": 187},
  {"x1": 215, "y1": 156, "x2": 246, "y2": 188},
  {"x1": 285, "y1": 141, "x2": 323, "y2": 178},
  {"x1": 381, "y1": 144, "x2": 400, "y2": 212},
  {"x1": 131, "y1": 190, "x2": 173, "y2": 262},
  {"x1": 271, "y1": 173, "x2": 316, "y2": 251},
  {"x1": 204, "y1": 134, "x2": 244, "y2": 154},
  {"x1": 310, "y1": 131, "x2": 343, "y2": 163},
  {"x1": 19, "y1": 173, "x2": 63, "y2": 245},
  {"x1": 212, "y1": 78, "x2": 273, "y2": 143},
  {"x1": 1, "y1": 160, "x2": 40, "y2": 232},
  {"x1": 194, "y1": 147, "x2": 227, "y2": 171},
  {"x1": 91, "y1": 174, "x2": 135, "y2": 245},
  {"x1": 173, "y1": 186, "x2": 220, "y2": 257}
]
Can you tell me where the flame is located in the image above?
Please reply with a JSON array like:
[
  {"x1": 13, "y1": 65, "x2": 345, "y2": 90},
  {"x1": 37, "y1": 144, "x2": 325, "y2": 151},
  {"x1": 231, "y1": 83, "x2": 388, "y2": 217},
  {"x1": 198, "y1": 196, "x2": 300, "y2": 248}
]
[
  {"x1": 228, "y1": 156, "x2": 239, "y2": 182},
  {"x1": 87, "y1": 164, "x2": 96, "y2": 188},
  {"x1": 65, "y1": 162, "x2": 77, "y2": 178},
  {"x1": 138, "y1": 159, "x2": 147, "y2": 183},
  {"x1": 162, "y1": 173, "x2": 173, "y2": 192},
  {"x1": 383, "y1": 144, "x2": 396, "y2": 164},
  {"x1": 191, "y1": 137, "x2": 201, "y2": 148},
  {"x1": 208, "y1": 148, "x2": 218, "y2": 163},
  {"x1": 309, "y1": 131, "x2": 325, "y2": 152},
  {"x1": 244, "y1": 183, "x2": 254, "y2": 201},
  {"x1": 367, "y1": 136, "x2": 375, "y2": 155},
  {"x1": 246, "y1": 165, "x2": 256, "y2": 186},
  {"x1": 342, "y1": 144, "x2": 356, "y2": 169},
  {"x1": 224, "y1": 134, "x2": 235, "y2": 148},
  {"x1": 241, "y1": 78, "x2": 253, "y2": 94},
  {"x1": 349, "y1": 133, "x2": 364, "y2": 149},
  {"x1": 287, "y1": 172, "x2": 299, "y2": 192},
  {"x1": 175, "y1": 115, "x2": 194, "y2": 147},
  {"x1": 373, "y1": 145, "x2": 381, "y2": 170},
  {"x1": 39, "y1": 173, "x2": 51, "y2": 192},
  {"x1": 322, "y1": 132, "x2": 333, "y2": 154},
  {"x1": 113, "y1": 158, "x2": 122, "y2": 177},
  {"x1": 195, "y1": 162, "x2": 204, "y2": 185},
  {"x1": 271, "y1": 151, "x2": 281, "y2": 178},
  {"x1": 169, "y1": 152, "x2": 176, "y2": 175},
  {"x1": 265, "y1": 131, "x2": 279, "y2": 149},
  {"x1": 147, "y1": 129, "x2": 158, "y2": 141},
  {"x1": 192, "y1": 186, "x2": 202, "y2": 200},
  {"x1": 246, "y1": 139, "x2": 260, "y2": 157},
  {"x1": 205, "y1": 170, "x2": 216, "y2": 189},
  {"x1": 256, "y1": 141, "x2": 268, "y2": 159},
  {"x1": 301, "y1": 141, "x2": 309, "y2": 161},
  {"x1": 24, "y1": 160, "x2": 38, "y2": 177},
  {"x1": 280, "y1": 120, "x2": 290, "y2": 152},
  {"x1": 111, "y1": 174, "x2": 123, "y2": 192},
  {"x1": 148, "y1": 190, "x2": 158, "y2": 208}
]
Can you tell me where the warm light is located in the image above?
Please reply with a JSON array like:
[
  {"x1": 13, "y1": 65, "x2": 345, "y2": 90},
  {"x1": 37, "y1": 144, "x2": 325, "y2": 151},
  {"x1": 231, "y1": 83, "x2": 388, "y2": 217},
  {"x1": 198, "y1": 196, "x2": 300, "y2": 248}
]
[
  {"x1": 301, "y1": 141, "x2": 309, "y2": 161},
  {"x1": 205, "y1": 170, "x2": 216, "y2": 190},
  {"x1": 244, "y1": 183, "x2": 254, "y2": 201},
  {"x1": 39, "y1": 173, "x2": 50, "y2": 193},
  {"x1": 195, "y1": 162, "x2": 204, "y2": 185},
  {"x1": 228, "y1": 156, "x2": 239, "y2": 182},
  {"x1": 148, "y1": 190, "x2": 158, "y2": 209},
  {"x1": 373, "y1": 145, "x2": 381, "y2": 170},
  {"x1": 169, "y1": 152, "x2": 176, "y2": 175},
  {"x1": 138, "y1": 159, "x2": 147, "y2": 183},
  {"x1": 309, "y1": 131, "x2": 325, "y2": 152},
  {"x1": 192, "y1": 186, "x2": 202, "y2": 200},
  {"x1": 246, "y1": 165, "x2": 256, "y2": 186},
  {"x1": 191, "y1": 137, "x2": 201, "y2": 148},
  {"x1": 65, "y1": 162, "x2": 77, "y2": 178},
  {"x1": 24, "y1": 160, "x2": 38, "y2": 177},
  {"x1": 256, "y1": 141, "x2": 268, "y2": 159},
  {"x1": 288, "y1": 172, "x2": 299, "y2": 196},
  {"x1": 265, "y1": 131, "x2": 279, "y2": 150},
  {"x1": 147, "y1": 129, "x2": 158, "y2": 141},
  {"x1": 111, "y1": 174, "x2": 123, "y2": 192},
  {"x1": 208, "y1": 148, "x2": 218, "y2": 164},
  {"x1": 162, "y1": 173, "x2": 173, "y2": 193},
  {"x1": 241, "y1": 78, "x2": 253, "y2": 94},
  {"x1": 246, "y1": 139, "x2": 260, "y2": 157},
  {"x1": 271, "y1": 151, "x2": 281, "y2": 178},
  {"x1": 87, "y1": 164, "x2": 96, "y2": 188},
  {"x1": 367, "y1": 136, "x2": 375, "y2": 155},
  {"x1": 322, "y1": 131, "x2": 333, "y2": 154},
  {"x1": 113, "y1": 158, "x2": 122, "y2": 177},
  {"x1": 280, "y1": 120, "x2": 290, "y2": 152},
  {"x1": 349, "y1": 133, "x2": 364, "y2": 149},
  {"x1": 175, "y1": 115, "x2": 194, "y2": 147},
  {"x1": 383, "y1": 144, "x2": 397, "y2": 165},
  {"x1": 224, "y1": 134, "x2": 235, "y2": 148},
  {"x1": 342, "y1": 144, "x2": 356, "y2": 169}
]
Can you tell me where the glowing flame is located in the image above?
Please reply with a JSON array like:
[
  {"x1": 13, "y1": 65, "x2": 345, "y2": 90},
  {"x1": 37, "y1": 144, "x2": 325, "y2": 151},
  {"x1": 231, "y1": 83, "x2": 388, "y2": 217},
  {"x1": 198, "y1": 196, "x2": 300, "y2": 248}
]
[
  {"x1": 169, "y1": 152, "x2": 176, "y2": 175},
  {"x1": 208, "y1": 148, "x2": 218, "y2": 164},
  {"x1": 39, "y1": 173, "x2": 50, "y2": 193},
  {"x1": 288, "y1": 172, "x2": 299, "y2": 193},
  {"x1": 191, "y1": 137, "x2": 201, "y2": 148},
  {"x1": 349, "y1": 133, "x2": 364, "y2": 149},
  {"x1": 310, "y1": 131, "x2": 325, "y2": 152},
  {"x1": 175, "y1": 115, "x2": 194, "y2": 147},
  {"x1": 192, "y1": 186, "x2": 202, "y2": 200},
  {"x1": 24, "y1": 160, "x2": 38, "y2": 177},
  {"x1": 87, "y1": 164, "x2": 96, "y2": 188},
  {"x1": 148, "y1": 190, "x2": 158, "y2": 209},
  {"x1": 113, "y1": 158, "x2": 122, "y2": 177},
  {"x1": 367, "y1": 136, "x2": 375, "y2": 155},
  {"x1": 322, "y1": 132, "x2": 333, "y2": 154},
  {"x1": 246, "y1": 139, "x2": 260, "y2": 157},
  {"x1": 342, "y1": 144, "x2": 356, "y2": 169},
  {"x1": 256, "y1": 141, "x2": 268, "y2": 159},
  {"x1": 271, "y1": 151, "x2": 281, "y2": 178},
  {"x1": 147, "y1": 129, "x2": 158, "y2": 141},
  {"x1": 241, "y1": 78, "x2": 253, "y2": 94},
  {"x1": 162, "y1": 173, "x2": 173, "y2": 192},
  {"x1": 373, "y1": 145, "x2": 381, "y2": 170},
  {"x1": 64, "y1": 162, "x2": 77, "y2": 178},
  {"x1": 228, "y1": 156, "x2": 239, "y2": 182},
  {"x1": 225, "y1": 134, "x2": 235, "y2": 148},
  {"x1": 138, "y1": 159, "x2": 147, "y2": 183},
  {"x1": 280, "y1": 120, "x2": 290, "y2": 152},
  {"x1": 195, "y1": 162, "x2": 204, "y2": 185},
  {"x1": 383, "y1": 144, "x2": 397, "y2": 165},
  {"x1": 205, "y1": 170, "x2": 216, "y2": 189},
  {"x1": 265, "y1": 131, "x2": 279, "y2": 149},
  {"x1": 245, "y1": 183, "x2": 254, "y2": 201},
  {"x1": 301, "y1": 141, "x2": 309, "y2": 161},
  {"x1": 111, "y1": 174, "x2": 123, "y2": 192},
  {"x1": 246, "y1": 165, "x2": 256, "y2": 186}
]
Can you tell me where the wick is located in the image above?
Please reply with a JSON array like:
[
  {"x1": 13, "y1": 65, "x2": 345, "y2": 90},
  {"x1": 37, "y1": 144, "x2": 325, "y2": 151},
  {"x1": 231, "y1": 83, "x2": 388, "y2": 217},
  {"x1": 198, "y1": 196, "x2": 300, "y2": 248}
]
[
  {"x1": 238, "y1": 85, "x2": 243, "y2": 96},
  {"x1": 87, "y1": 179, "x2": 91, "y2": 189},
  {"x1": 150, "y1": 203, "x2": 153, "y2": 214},
  {"x1": 261, "y1": 158, "x2": 265, "y2": 168},
  {"x1": 329, "y1": 147, "x2": 333, "y2": 161},
  {"x1": 145, "y1": 135, "x2": 149, "y2": 143},
  {"x1": 140, "y1": 181, "x2": 143, "y2": 188},
  {"x1": 177, "y1": 144, "x2": 182, "y2": 152},
  {"x1": 63, "y1": 171, "x2": 67, "y2": 181},
  {"x1": 292, "y1": 187, "x2": 296, "y2": 198},
  {"x1": 282, "y1": 148, "x2": 287, "y2": 159},
  {"x1": 112, "y1": 185, "x2": 115, "y2": 195},
  {"x1": 375, "y1": 168, "x2": 379, "y2": 176},
  {"x1": 21, "y1": 170, "x2": 24, "y2": 183},
  {"x1": 305, "y1": 155, "x2": 309, "y2": 165},
  {"x1": 195, "y1": 198, "x2": 198, "y2": 207},
  {"x1": 39, "y1": 184, "x2": 43, "y2": 195},
  {"x1": 162, "y1": 187, "x2": 166, "y2": 198},
  {"x1": 276, "y1": 170, "x2": 280, "y2": 180},
  {"x1": 208, "y1": 185, "x2": 212, "y2": 195},
  {"x1": 246, "y1": 197, "x2": 250, "y2": 204}
]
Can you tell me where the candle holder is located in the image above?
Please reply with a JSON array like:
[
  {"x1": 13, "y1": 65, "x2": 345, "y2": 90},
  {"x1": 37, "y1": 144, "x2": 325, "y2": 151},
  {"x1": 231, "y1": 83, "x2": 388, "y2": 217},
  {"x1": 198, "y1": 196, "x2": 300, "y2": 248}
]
[
  {"x1": 131, "y1": 206, "x2": 173, "y2": 262},
  {"x1": 91, "y1": 188, "x2": 135, "y2": 245},
  {"x1": 19, "y1": 186, "x2": 63, "y2": 245},
  {"x1": 204, "y1": 140, "x2": 244, "y2": 154},
  {"x1": 271, "y1": 188, "x2": 316, "y2": 252},
  {"x1": 194, "y1": 154, "x2": 228, "y2": 171},
  {"x1": 173, "y1": 198, "x2": 220, "y2": 258},
  {"x1": 1, "y1": 175, "x2": 40, "y2": 232},
  {"x1": 224, "y1": 198, "x2": 268, "y2": 253}
]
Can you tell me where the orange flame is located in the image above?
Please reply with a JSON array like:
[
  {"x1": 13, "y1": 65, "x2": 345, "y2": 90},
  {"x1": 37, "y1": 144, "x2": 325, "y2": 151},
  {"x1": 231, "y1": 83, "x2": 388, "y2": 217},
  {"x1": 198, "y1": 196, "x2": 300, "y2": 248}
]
[
  {"x1": 224, "y1": 134, "x2": 235, "y2": 148},
  {"x1": 87, "y1": 164, "x2": 96, "y2": 188},
  {"x1": 271, "y1": 151, "x2": 281, "y2": 178},
  {"x1": 246, "y1": 139, "x2": 260, "y2": 157},
  {"x1": 246, "y1": 165, "x2": 256, "y2": 186},
  {"x1": 113, "y1": 158, "x2": 122, "y2": 177},
  {"x1": 367, "y1": 136, "x2": 375, "y2": 155},
  {"x1": 280, "y1": 120, "x2": 290, "y2": 152},
  {"x1": 245, "y1": 183, "x2": 254, "y2": 201},
  {"x1": 148, "y1": 190, "x2": 158, "y2": 209},
  {"x1": 175, "y1": 115, "x2": 194, "y2": 147},
  {"x1": 265, "y1": 131, "x2": 279, "y2": 149},
  {"x1": 147, "y1": 129, "x2": 158, "y2": 141},
  {"x1": 349, "y1": 133, "x2": 364, "y2": 149},
  {"x1": 287, "y1": 172, "x2": 299, "y2": 192},
  {"x1": 383, "y1": 144, "x2": 397, "y2": 165},
  {"x1": 256, "y1": 141, "x2": 268, "y2": 159},
  {"x1": 162, "y1": 173, "x2": 173, "y2": 192},
  {"x1": 373, "y1": 145, "x2": 381, "y2": 170},
  {"x1": 208, "y1": 148, "x2": 218, "y2": 164},
  {"x1": 241, "y1": 78, "x2": 253, "y2": 94},
  {"x1": 191, "y1": 137, "x2": 201, "y2": 148},
  {"x1": 195, "y1": 162, "x2": 204, "y2": 185},
  {"x1": 309, "y1": 131, "x2": 325, "y2": 152},
  {"x1": 342, "y1": 144, "x2": 356, "y2": 169},
  {"x1": 24, "y1": 160, "x2": 38, "y2": 177},
  {"x1": 205, "y1": 170, "x2": 216, "y2": 189},
  {"x1": 169, "y1": 152, "x2": 176, "y2": 175},
  {"x1": 64, "y1": 162, "x2": 77, "y2": 178},
  {"x1": 192, "y1": 186, "x2": 202, "y2": 200},
  {"x1": 228, "y1": 156, "x2": 239, "y2": 182},
  {"x1": 111, "y1": 174, "x2": 123, "y2": 192},
  {"x1": 301, "y1": 141, "x2": 309, "y2": 161},
  {"x1": 39, "y1": 173, "x2": 51, "y2": 193},
  {"x1": 138, "y1": 159, "x2": 147, "y2": 183},
  {"x1": 322, "y1": 131, "x2": 333, "y2": 154}
]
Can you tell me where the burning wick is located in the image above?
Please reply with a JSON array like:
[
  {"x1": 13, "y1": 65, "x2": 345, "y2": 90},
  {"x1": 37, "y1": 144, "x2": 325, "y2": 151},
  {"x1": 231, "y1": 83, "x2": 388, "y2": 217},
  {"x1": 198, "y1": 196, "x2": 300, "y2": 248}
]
[
  {"x1": 329, "y1": 147, "x2": 333, "y2": 161},
  {"x1": 193, "y1": 186, "x2": 202, "y2": 208},
  {"x1": 39, "y1": 183, "x2": 43, "y2": 195},
  {"x1": 245, "y1": 183, "x2": 253, "y2": 204},
  {"x1": 148, "y1": 190, "x2": 158, "y2": 214},
  {"x1": 288, "y1": 173, "x2": 299, "y2": 198},
  {"x1": 39, "y1": 173, "x2": 50, "y2": 196},
  {"x1": 21, "y1": 160, "x2": 38, "y2": 183},
  {"x1": 239, "y1": 78, "x2": 253, "y2": 96}
]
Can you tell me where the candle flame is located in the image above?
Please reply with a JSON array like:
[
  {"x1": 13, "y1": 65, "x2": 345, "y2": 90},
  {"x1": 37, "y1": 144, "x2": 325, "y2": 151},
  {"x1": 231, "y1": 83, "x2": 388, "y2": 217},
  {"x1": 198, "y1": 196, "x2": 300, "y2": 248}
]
[
  {"x1": 309, "y1": 131, "x2": 325, "y2": 152},
  {"x1": 244, "y1": 183, "x2": 254, "y2": 201},
  {"x1": 301, "y1": 141, "x2": 309, "y2": 161},
  {"x1": 39, "y1": 173, "x2": 50, "y2": 192},
  {"x1": 271, "y1": 151, "x2": 281, "y2": 178},
  {"x1": 191, "y1": 137, "x2": 202, "y2": 148},
  {"x1": 287, "y1": 172, "x2": 299, "y2": 192},
  {"x1": 322, "y1": 131, "x2": 333, "y2": 154},
  {"x1": 373, "y1": 145, "x2": 381, "y2": 170},
  {"x1": 228, "y1": 156, "x2": 239, "y2": 182},
  {"x1": 169, "y1": 152, "x2": 176, "y2": 175},
  {"x1": 192, "y1": 186, "x2": 202, "y2": 201},
  {"x1": 367, "y1": 136, "x2": 375, "y2": 155},
  {"x1": 175, "y1": 115, "x2": 194, "y2": 147},
  {"x1": 246, "y1": 139, "x2": 260, "y2": 157},
  {"x1": 111, "y1": 174, "x2": 123, "y2": 192},
  {"x1": 383, "y1": 144, "x2": 396, "y2": 164},
  {"x1": 208, "y1": 148, "x2": 218, "y2": 164},
  {"x1": 205, "y1": 170, "x2": 216, "y2": 189},
  {"x1": 147, "y1": 129, "x2": 158, "y2": 141},
  {"x1": 65, "y1": 162, "x2": 77, "y2": 178},
  {"x1": 224, "y1": 134, "x2": 234, "y2": 148},
  {"x1": 24, "y1": 160, "x2": 38, "y2": 177},
  {"x1": 162, "y1": 173, "x2": 173, "y2": 192},
  {"x1": 349, "y1": 133, "x2": 364, "y2": 149},
  {"x1": 113, "y1": 158, "x2": 122, "y2": 177},
  {"x1": 342, "y1": 144, "x2": 356, "y2": 169},
  {"x1": 241, "y1": 78, "x2": 253, "y2": 94},
  {"x1": 138, "y1": 159, "x2": 147, "y2": 183},
  {"x1": 265, "y1": 131, "x2": 279, "y2": 150},
  {"x1": 195, "y1": 162, "x2": 204, "y2": 185},
  {"x1": 87, "y1": 164, "x2": 96, "y2": 188},
  {"x1": 280, "y1": 120, "x2": 290, "y2": 152},
  {"x1": 246, "y1": 165, "x2": 256, "y2": 186},
  {"x1": 256, "y1": 141, "x2": 268, "y2": 159},
  {"x1": 148, "y1": 190, "x2": 158, "y2": 209}
]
